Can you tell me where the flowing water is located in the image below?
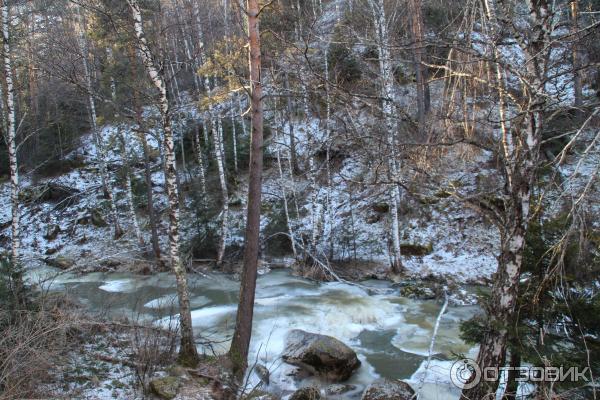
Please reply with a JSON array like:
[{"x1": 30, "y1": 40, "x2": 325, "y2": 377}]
[{"x1": 27, "y1": 267, "x2": 479, "y2": 399}]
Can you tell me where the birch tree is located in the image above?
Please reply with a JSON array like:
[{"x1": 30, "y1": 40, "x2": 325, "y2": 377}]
[
  {"x1": 2, "y1": 0, "x2": 21, "y2": 270},
  {"x1": 230, "y1": 0, "x2": 263, "y2": 374},
  {"x1": 126, "y1": 0, "x2": 198, "y2": 365},
  {"x1": 459, "y1": 0, "x2": 554, "y2": 397},
  {"x1": 368, "y1": 0, "x2": 403, "y2": 274},
  {"x1": 214, "y1": 115, "x2": 229, "y2": 264}
]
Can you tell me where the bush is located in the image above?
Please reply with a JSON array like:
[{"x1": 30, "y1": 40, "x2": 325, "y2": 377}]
[{"x1": 0, "y1": 260, "x2": 80, "y2": 399}]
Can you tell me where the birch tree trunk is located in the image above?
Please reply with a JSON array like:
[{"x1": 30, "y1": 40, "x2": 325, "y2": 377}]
[
  {"x1": 193, "y1": 124, "x2": 207, "y2": 194},
  {"x1": 127, "y1": 0, "x2": 198, "y2": 365},
  {"x1": 461, "y1": 0, "x2": 549, "y2": 397},
  {"x1": 230, "y1": 0, "x2": 263, "y2": 374},
  {"x1": 2, "y1": 1, "x2": 21, "y2": 274},
  {"x1": 238, "y1": 95, "x2": 249, "y2": 141},
  {"x1": 214, "y1": 116, "x2": 229, "y2": 265},
  {"x1": 230, "y1": 98, "x2": 239, "y2": 173},
  {"x1": 369, "y1": 0, "x2": 403, "y2": 274}
]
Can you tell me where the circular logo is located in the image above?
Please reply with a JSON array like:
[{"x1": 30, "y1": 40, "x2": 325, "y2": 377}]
[{"x1": 450, "y1": 358, "x2": 481, "y2": 389}]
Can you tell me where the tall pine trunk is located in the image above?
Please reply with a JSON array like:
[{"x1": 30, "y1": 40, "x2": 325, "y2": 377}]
[
  {"x1": 230, "y1": 0, "x2": 263, "y2": 374},
  {"x1": 127, "y1": 0, "x2": 198, "y2": 365}
]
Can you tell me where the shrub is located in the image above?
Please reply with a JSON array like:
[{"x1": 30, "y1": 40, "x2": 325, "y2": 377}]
[{"x1": 0, "y1": 261, "x2": 80, "y2": 399}]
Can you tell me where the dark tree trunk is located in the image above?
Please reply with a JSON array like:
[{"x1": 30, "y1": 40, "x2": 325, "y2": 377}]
[{"x1": 229, "y1": 0, "x2": 263, "y2": 375}]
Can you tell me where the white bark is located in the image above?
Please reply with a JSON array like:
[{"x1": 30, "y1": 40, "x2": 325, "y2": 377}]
[
  {"x1": 127, "y1": 0, "x2": 198, "y2": 362},
  {"x1": 214, "y1": 116, "x2": 229, "y2": 264},
  {"x1": 193, "y1": 124, "x2": 207, "y2": 194},
  {"x1": 230, "y1": 98, "x2": 239, "y2": 173},
  {"x1": 238, "y1": 95, "x2": 249, "y2": 137},
  {"x1": 368, "y1": 0, "x2": 402, "y2": 273},
  {"x1": 2, "y1": 1, "x2": 19, "y2": 262}
]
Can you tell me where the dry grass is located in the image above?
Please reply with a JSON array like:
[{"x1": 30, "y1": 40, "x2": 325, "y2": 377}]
[{"x1": 0, "y1": 294, "x2": 83, "y2": 399}]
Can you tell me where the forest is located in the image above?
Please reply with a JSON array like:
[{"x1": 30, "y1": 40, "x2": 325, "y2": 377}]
[{"x1": 0, "y1": 0, "x2": 599, "y2": 399}]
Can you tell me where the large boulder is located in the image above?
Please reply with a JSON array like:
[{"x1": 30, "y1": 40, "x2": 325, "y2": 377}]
[
  {"x1": 361, "y1": 379, "x2": 415, "y2": 400},
  {"x1": 281, "y1": 330, "x2": 360, "y2": 382}
]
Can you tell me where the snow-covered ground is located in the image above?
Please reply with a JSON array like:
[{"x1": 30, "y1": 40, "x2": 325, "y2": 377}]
[{"x1": 0, "y1": 83, "x2": 504, "y2": 285}]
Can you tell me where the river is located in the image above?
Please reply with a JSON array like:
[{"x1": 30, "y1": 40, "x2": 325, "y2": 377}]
[{"x1": 27, "y1": 267, "x2": 479, "y2": 399}]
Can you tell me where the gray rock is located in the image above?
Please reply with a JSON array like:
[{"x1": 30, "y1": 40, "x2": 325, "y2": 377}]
[
  {"x1": 289, "y1": 386, "x2": 322, "y2": 400},
  {"x1": 150, "y1": 376, "x2": 181, "y2": 399},
  {"x1": 325, "y1": 384, "x2": 358, "y2": 396},
  {"x1": 44, "y1": 256, "x2": 75, "y2": 270},
  {"x1": 361, "y1": 379, "x2": 415, "y2": 400},
  {"x1": 254, "y1": 364, "x2": 270, "y2": 385},
  {"x1": 282, "y1": 329, "x2": 360, "y2": 382}
]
